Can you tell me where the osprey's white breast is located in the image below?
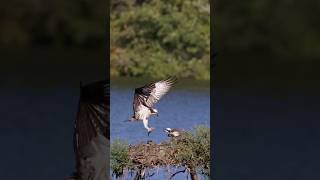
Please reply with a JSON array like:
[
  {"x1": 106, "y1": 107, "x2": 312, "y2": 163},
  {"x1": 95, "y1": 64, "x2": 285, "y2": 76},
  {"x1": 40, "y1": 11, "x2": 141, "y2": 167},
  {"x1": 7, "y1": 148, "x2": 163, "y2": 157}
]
[{"x1": 136, "y1": 105, "x2": 151, "y2": 120}]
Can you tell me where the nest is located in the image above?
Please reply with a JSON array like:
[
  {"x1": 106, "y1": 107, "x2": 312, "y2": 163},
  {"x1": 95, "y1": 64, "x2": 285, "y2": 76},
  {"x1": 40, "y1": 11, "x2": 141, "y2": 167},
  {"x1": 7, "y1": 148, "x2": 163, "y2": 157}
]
[{"x1": 128, "y1": 140, "x2": 178, "y2": 168}]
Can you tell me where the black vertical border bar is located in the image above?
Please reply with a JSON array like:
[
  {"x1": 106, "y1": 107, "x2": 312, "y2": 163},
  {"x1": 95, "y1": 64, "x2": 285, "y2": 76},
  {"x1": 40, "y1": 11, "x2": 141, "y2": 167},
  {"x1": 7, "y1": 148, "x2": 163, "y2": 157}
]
[
  {"x1": 106, "y1": 0, "x2": 110, "y2": 145},
  {"x1": 106, "y1": 0, "x2": 111, "y2": 178}
]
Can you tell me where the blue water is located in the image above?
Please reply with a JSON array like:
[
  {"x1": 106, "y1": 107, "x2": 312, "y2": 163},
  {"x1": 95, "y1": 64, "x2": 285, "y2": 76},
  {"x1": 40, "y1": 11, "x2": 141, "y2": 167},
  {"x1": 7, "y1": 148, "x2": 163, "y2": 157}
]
[
  {"x1": 212, "y1": 89, "x2": 320, "y2": 180},
  {"x1": 3, "y1": 84, "x2": 319, "y2": 180},
  {"x1": 0, "y1": 87, "x2": 78, "y2": 180},
  {"x1": 110, "y1": 87, "x2": 210, "y2": 179}
]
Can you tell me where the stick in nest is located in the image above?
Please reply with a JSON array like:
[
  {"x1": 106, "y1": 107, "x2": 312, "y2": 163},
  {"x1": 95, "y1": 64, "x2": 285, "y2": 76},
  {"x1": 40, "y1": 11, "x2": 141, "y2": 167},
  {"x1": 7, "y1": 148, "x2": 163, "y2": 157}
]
[{"x1": 170, "y1": 168, "x2": 187, "y2": 179}]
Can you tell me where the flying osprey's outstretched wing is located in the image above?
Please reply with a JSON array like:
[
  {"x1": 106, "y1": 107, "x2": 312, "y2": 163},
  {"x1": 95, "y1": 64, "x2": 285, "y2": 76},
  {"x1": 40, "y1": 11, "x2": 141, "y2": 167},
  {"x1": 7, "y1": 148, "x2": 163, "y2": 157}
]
[
  {"x1": 134, "y1": 76, "x2": 177, "y2": 110},
  {"x1": 145, "y1": 76, "x2": 177, "y2": 107},
  {"x1": 70, "y1": 80, "x2": 109, "y2": 180}
]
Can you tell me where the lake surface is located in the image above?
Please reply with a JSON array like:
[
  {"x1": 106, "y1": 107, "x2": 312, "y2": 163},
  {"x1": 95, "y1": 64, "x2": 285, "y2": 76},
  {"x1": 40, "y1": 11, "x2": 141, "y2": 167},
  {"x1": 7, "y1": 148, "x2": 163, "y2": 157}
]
[
  {"x1": 0, "y1": 86, "x2": 78, "y2": 180},
  {"x1": 2, "y1": 84, "x2": 320, "y2": 180},
  {"x1": 212, "y1": 88, "x2": 320, "y2": 180},
  {"x1": 110, "y1": 82, "x2": 210, "y2": 180},
  {"x1": 0, "y1": 49, "x2": 105, "y2": 180},
  {"x1": 0, "y1": 81, "x2": 209, "y2": 180}
]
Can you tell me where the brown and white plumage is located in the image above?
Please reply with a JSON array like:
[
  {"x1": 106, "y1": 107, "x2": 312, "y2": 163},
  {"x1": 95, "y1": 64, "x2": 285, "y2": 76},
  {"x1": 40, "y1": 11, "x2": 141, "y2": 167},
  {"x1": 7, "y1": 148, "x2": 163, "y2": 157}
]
[
  {"x1": 69, "y1": 80, "x2": 109, "y2": 180},
  {"x1": 144, "y1": 77, "x2": 177, "y2": 107},
  {"x1": 131, "y1": 76, "x2": 177, "y2": 135},
  {"x1": 164, "y1": 128, "x2": 184, "y2": 137}
]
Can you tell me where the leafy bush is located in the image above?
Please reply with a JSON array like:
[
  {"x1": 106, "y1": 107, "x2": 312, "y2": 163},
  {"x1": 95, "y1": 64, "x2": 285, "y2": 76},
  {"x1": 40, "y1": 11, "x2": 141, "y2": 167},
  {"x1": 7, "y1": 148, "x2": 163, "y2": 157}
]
[
  {"x1": 170, "y1": 124, "x2": 210, "y2": 177},
  {"x1": 110, "y1": 139, "x2": 132, "y2": 177}
]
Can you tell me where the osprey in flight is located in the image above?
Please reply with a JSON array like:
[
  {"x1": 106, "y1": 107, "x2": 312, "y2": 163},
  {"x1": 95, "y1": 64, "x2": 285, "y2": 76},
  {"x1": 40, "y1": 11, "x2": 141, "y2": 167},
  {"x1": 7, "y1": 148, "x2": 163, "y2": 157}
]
[
  {"x1": 130, "y1": 76, "x2": 177, "y2": 136},
  {"x1": 69, "y1": 80, "x2": 109, "y2": 180}
]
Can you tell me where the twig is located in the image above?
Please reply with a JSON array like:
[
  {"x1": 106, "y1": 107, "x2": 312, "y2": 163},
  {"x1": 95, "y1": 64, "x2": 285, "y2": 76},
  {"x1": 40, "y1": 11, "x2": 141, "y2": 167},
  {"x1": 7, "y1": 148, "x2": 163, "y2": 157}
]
[{"x1": 170, "y1": 168, "x2": 186, "y2": 179}]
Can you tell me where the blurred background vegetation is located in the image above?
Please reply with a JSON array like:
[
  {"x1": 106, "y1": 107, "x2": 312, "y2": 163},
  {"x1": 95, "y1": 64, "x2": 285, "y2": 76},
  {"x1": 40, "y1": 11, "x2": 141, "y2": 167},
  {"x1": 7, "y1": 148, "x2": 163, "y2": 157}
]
[
  {"x1": 1, "y1": 0, "x2": 319, "y2": 85},
  {"x1": 0, "y1": 0, "x2": 106, "y2": 48},
  {"x1": 214, "y1": 0, "x2": 320, "y2": 89},
  {"x1": 111, "y1": 0, "x2": 210, "y2": 80},
  {"x1": 215, "y1": 0, "x2": 320, "y2": 58},
  {"x1": 0, "y1": 0, "x2": 107, "y2": 87}
]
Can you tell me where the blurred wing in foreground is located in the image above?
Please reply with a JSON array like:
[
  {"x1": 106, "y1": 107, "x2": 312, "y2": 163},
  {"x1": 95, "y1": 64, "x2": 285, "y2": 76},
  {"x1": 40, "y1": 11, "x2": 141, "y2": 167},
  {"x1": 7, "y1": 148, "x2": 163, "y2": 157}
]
[
  {"x1": 70, "y1": 80, "x2": 109, "y2": 180},
  {"x1": 75, "y1": 80, "x2": 109, "y2": 150}
]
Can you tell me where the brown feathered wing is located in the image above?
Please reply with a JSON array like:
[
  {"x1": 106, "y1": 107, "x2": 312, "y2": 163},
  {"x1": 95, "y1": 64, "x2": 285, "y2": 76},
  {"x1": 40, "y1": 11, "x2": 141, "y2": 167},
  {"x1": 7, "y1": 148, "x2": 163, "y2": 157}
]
[
  {"x1": 133, "y1": 76, "x2": 177, "y2": 113},
  {"x1": 71, "y1": 80, "x2": 109, "y2": 180}
]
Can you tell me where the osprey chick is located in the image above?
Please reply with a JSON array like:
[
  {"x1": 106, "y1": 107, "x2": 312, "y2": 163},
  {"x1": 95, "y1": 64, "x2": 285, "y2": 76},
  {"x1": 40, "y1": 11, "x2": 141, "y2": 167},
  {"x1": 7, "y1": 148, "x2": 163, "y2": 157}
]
[{"x1": 164, "y1": 128, "x2": 184, "y2": 137}]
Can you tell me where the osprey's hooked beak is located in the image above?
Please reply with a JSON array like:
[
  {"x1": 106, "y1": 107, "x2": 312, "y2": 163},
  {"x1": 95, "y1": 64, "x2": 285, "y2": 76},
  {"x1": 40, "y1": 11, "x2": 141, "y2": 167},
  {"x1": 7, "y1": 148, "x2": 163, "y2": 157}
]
[{"x1": 152, "y1": 109, "x2": 158, "y2": 116}]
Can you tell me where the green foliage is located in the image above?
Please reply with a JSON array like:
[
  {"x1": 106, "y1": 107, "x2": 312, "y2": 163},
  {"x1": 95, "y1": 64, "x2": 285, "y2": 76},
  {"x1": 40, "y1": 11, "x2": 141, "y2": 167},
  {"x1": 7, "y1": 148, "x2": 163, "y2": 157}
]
[
  {"x1": 171, "y1": 124, "x2": 210, "y2": 177},
  {"x1": 0, "y1": 0, "x2": 106, "y2": 47},
  {"x1": 110, "y1": 139, "x2": 132, "y2": 177},
  {"x1": 111, "y1": 0, "x2": 210, "y2": 80},
  {"x1": 2, "y1": 0, "x2": 320, "y2": 61},
  {"x1": 215, "y1": 0, "x2": 320, "y2": 58}
]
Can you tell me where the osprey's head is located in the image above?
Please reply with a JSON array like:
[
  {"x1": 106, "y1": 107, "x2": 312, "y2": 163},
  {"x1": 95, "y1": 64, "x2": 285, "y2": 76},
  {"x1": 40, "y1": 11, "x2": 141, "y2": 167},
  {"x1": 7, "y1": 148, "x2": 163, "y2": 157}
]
[
  {"x1": 151, "y1": 108, "x2": 158, "y2": 116},
  {"x1": 147, "y1": 127, "x2": 155, "y2": 136},
  {"x1": 164, "y1": 128, "x2": 181, "y2": 137},
  {"x1": 164, "y1": 128, "x2": 172, "y2": 133}
]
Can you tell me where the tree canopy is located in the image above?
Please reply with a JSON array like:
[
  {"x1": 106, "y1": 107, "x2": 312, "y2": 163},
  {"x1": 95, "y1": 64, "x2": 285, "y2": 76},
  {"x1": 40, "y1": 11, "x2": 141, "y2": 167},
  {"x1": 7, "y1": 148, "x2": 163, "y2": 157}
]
[
  {"x1": 111, "y1": 0, "x2": 210, "y2": 80},
  {"x1": 215, "y1": 0, "x2": 320, "y2": 58}
]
